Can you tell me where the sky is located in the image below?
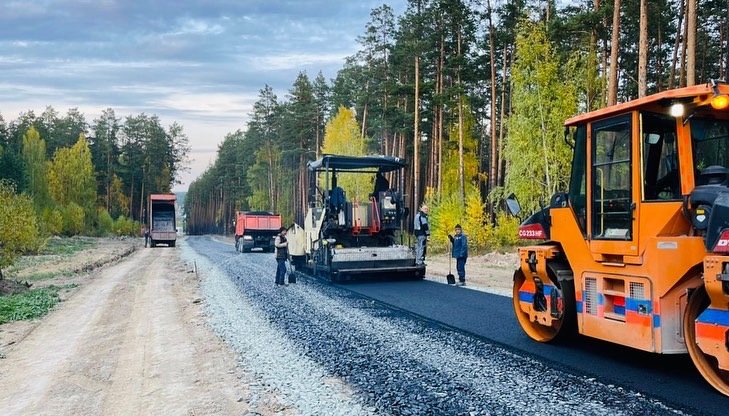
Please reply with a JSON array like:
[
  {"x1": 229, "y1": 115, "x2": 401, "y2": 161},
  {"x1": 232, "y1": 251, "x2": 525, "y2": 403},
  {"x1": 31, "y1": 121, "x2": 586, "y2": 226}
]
[{"x1": 0, "y1": 0, "x2": 406, "y2": 191}]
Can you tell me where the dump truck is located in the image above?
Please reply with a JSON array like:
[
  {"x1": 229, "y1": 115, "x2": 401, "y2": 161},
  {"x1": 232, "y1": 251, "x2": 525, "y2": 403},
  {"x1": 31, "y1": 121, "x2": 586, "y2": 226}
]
[
  {"x1": 148, "y1": 193, "x2": 177, "y2": 247},
  {"x1": 289, "y1": 154, "x2": 424, "y2": 281},
  {"x1": 234, "y1": 211, "x2": 282, "y2": 253},
  {"x1": 509, "y1": 81, "x2": 729, "y2": 396}
]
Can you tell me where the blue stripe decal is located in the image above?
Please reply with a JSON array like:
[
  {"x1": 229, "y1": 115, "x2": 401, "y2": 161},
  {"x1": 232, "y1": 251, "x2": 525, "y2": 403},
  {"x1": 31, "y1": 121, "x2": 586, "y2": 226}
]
[
  {"x1": 518, "y1": 285, "x2": 557, "y2": 304},
  {"x1": 653, "y1": 314, "x2": 661, "y2": 328},
  {"x1": 543, "y1": 285, "x2": 554, "y2": 296},
  {"x1": 613, "y1": 306, "x2": 625, "y2": 315},
  {"x1": 625, "y1": 298, "x2": 652, "y2": 313},
  {"x1": 696, "y1": 308, "x2": 729, "y2": 326},
  {"x1": 598, "y1": 293, "x2": 604, "y2": 306},
  {"x1": 519, "y1": 292, "x2": 533, "y2": 303},
  {"x1": 576, "y1": 300, "x2": 583, "y2": 313}
]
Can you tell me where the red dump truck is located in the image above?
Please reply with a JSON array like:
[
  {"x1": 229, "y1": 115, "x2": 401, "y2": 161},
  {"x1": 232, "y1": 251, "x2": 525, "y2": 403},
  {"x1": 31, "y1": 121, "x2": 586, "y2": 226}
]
[
  {"x1": 148, "y1": 194, "x2": 177, "y2": 248},
  {"x1": 234, "y1": 211, "x2": 282, "y2": 253}
]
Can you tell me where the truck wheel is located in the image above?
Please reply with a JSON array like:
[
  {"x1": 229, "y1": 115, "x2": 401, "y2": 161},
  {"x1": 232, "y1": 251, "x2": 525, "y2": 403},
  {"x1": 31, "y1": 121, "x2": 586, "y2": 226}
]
[
  {"x1": 512, "y1": 263, "x2": 576, "y2": 343},
  {"x1": 150, "y1": 240, "x2": 156, "y2": 248},
  {"x1": 683, "y1": 285, "x2": 729, "y2": 396},
  {"x1": 170, "y1": 241, "x2": 176, "y2": 247}
]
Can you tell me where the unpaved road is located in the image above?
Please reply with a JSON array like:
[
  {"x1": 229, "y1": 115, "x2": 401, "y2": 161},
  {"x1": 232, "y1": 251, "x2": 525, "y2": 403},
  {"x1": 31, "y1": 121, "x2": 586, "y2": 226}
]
[{"x1": 0, "y1": 246, "x2": 247, "y2": 415}]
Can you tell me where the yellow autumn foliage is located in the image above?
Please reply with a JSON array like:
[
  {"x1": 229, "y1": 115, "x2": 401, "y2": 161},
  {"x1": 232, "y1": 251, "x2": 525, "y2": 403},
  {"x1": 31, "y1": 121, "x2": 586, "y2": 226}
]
[{"x1": 321, "y1": 106, "x2": 370, "y2": 202}]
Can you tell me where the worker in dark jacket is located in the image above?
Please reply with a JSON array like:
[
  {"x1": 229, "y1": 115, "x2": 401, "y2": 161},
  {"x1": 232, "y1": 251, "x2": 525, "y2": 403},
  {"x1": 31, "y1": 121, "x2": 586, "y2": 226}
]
[
  {"x1": 372, "y1": 171, "x2": 389, "y2": 201},
  {"x1": 274, "y1": 227, "x2": 288, "y2": 286},
  {"x1": 448, "y1": 224, "x2": 468, "y2": 285}
]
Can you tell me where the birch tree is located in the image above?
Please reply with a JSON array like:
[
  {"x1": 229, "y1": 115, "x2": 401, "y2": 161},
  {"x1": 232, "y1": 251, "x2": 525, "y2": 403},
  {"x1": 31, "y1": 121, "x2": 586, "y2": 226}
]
[{"x1": 504, "y1": 21, "x2": 577, "y2": 213}]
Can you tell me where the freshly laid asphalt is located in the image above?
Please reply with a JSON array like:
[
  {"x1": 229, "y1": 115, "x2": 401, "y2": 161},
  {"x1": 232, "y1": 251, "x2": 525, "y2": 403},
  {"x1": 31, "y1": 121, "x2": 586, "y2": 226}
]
[{"x1": 341, "y1": 279, "x2": 729, "y2": 416}]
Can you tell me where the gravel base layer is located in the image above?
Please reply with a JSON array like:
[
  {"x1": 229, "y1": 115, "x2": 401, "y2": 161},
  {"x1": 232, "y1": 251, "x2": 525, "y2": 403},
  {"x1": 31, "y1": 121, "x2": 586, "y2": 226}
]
[{"x1": 184, "y1": 236, "x2": 688, "y2": 416}]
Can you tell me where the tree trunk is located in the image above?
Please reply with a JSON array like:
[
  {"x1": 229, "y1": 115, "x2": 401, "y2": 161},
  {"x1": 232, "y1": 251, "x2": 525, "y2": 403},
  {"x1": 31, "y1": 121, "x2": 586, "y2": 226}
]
[
  {"x1": 607, "y1": 0, "x2": 622, "y2": 106},
  {"x1": 414, "y1": 54, "x2": 421, "y2": 211},
  {"x1": 679, "y1": 0, "x2": 689, "y2": 87},
  {"x1": 106, "y1": 151, "x2": 111, "y2": 211},
  {"x1": 457, "y1": 31, "x2": 465, "y2": 206},
  {"x1": 437, "y1": 32, "x2": 445, "y2": 195},
  {"x1": 638, "y1": 0, "x2": 648, "y2": 97},
  {"x1": 669, "y1": 0, "x2": 684, "y2": 89},
  {"x1": 316, "y1": 113, "x2": 321, "y2": 158},
  {"x1": 488, "y1": 0, "x2": 498, "y2": 194},
  {"x1": 686, "y1": 0, "x2": 697, "y2": 86},
  {"x1": 497, "y1": 46, "x2": 509, "y2": 188},
  {"x1": 426, "y1": 109, "x2": 438, "y2": 188},
  {"x1": 545, "y1": 0, "x2": 551, "y2": 23},
  {"x1": 361, "y1": 98, "x2": 369, "y2": 141},
  {"x1": 590, "y1": 0, "x2": 601, "y2": 108},
  {"x1": 268, "y1": 149, "x2": 275, "y2": 211},
  {"x1": 726, "y1": 0, "x2": 729, "y2": 81},
  {"x1": 139, "y1": 180, "x2": 145, "y2": 225},
  {"x1": 657, "y1": 12, "x2": 664, "y2": 91},
  {"x1": 600, "y1": 0, "x2": 609, "y2": 104}
]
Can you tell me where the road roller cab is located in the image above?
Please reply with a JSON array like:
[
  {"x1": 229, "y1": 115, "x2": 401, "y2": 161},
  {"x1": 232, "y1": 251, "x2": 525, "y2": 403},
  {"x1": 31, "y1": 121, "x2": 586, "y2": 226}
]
[{"x1": 510, "y1": 81, "x2": 729, "y2": 396}]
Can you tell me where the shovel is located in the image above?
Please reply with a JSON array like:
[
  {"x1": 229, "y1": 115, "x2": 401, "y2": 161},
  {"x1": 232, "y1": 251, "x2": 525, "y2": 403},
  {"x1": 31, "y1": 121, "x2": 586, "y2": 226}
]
[{"x1": 446, "y1": 239, "x2": 456, "y2": 285}]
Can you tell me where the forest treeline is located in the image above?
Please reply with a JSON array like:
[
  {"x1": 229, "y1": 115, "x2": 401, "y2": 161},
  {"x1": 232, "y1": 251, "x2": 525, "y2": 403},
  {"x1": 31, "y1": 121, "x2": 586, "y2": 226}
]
[
  {"x1": 0, "y1": 107, "x2": 189, "y2": 276},
  {"x1": 185, "y1": 0, "x2": 719, "y2": 252}
]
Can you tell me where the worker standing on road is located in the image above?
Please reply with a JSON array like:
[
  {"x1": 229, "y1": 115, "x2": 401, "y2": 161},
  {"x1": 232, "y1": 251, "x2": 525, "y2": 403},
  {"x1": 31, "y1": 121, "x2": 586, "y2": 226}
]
[
  {"x1": 448, "y1": 224, "x2": 468, "y2": 285},
  {"x1": 274, "y1": 227, "x2": 289, "y2": 286},
  {"x1": 414, "y1": 204, "x2": 430, "y2": 266}
]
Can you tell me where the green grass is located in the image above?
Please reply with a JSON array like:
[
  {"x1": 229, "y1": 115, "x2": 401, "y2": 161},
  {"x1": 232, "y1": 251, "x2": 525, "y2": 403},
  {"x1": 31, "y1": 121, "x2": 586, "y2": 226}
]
[
  {"x1": 25, "y1": 272, "x2": 59, "y2": 281},
  {"x1": 0, "y1": 286, "x2": 62, "y2": 324},
  {"x1": 42, "y1": 237, "x2": 95, "y2": 256},
  {"x1": 7, "y1": 237, "x2": 97, "y2": 276}
]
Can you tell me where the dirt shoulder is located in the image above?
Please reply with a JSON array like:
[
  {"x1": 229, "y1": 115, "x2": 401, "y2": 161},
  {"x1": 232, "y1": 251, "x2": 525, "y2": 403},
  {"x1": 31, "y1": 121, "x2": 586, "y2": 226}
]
[
  {"x1": 0, "y1": 237, "x2": 139, "y2": 351},
  {"x1": 0, "y1": 242, "x2": 248, "y2": 415},
  {"x1": 6, "y1": 236, "x2": 137, "y2": 290},
  {"x1": 424, "y1": 251, "x2": 517, "y2": 296}
]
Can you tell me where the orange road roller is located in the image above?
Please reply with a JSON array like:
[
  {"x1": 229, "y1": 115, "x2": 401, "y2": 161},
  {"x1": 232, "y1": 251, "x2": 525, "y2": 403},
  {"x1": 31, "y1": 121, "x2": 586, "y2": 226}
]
[{"x1": 509, "y1": 81, "x2": 729, "y2": 396}]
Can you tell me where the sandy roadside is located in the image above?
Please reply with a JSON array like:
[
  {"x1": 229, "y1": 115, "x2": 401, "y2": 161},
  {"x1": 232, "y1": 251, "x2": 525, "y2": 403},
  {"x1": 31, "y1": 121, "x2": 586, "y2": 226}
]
[{"x1": 0, "y1": 241, "x2": 251, "y2": 415}]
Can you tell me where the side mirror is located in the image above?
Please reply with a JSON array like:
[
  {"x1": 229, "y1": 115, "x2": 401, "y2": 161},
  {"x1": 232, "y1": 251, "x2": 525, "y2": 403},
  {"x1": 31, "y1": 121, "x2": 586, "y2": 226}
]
[{"x1": 505, "y1": 193, "x2": 521, "y2": 217}]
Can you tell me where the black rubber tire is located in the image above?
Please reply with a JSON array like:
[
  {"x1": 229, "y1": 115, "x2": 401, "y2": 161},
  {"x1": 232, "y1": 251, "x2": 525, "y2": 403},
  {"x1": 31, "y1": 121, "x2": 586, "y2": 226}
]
[
  {"x1": 683, "y1": 285, "x2": 729, "y2": 396},
  {"x1": 512, "y1": 262, "x2": 576, "y2": 343}
]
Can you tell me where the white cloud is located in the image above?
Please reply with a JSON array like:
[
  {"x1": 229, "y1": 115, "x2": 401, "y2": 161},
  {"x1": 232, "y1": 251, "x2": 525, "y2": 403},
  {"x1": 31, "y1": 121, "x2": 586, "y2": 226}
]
[
  {"x1": 151, "y1": 92, "x2": 257, "y2": 117},
  {"x1": 170, "y1": 18, "x2": 225, "y2": 36},
  {"x1": 250, "y1": 52, "x2": 348, "y2": 71}
]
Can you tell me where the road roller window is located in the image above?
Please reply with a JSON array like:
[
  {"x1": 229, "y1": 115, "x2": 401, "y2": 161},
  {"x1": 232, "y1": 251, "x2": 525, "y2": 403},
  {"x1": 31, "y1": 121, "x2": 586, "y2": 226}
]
[
  {"x1": 641, "y1": 112, "x2": 680, "y2": 201},
  {"x1": 690, "y1": 117, "x2": 729, "y2": 182},
  {"x1": 568, "y1": 125, "x2": 587, "y2": 234},
  {"x1": 591, "y1": 114, "x2": 632, "y2": 240}
]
